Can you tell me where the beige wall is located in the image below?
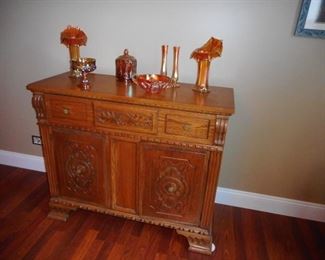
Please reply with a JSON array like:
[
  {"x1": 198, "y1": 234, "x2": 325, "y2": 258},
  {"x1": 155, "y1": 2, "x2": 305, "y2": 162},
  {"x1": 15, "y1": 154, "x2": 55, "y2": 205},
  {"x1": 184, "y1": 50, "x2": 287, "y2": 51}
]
[{"x1": 0, "y1": 0, "x2": 324, "y2": 204}]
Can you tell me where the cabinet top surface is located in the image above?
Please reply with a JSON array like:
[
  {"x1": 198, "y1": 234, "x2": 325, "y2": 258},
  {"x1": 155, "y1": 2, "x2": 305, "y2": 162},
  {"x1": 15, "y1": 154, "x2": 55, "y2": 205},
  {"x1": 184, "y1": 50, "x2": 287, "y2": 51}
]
[{"x1": 27, "y1": 72, "x2": 235, "y2": 115}]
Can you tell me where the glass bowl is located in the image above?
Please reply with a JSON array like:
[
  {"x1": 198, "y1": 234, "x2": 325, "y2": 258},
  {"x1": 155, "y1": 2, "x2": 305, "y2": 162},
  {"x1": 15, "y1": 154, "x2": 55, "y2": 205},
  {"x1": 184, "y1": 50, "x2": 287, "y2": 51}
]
[{"x1": 132, "y1": 74, "x2": 173, "y2": 94}]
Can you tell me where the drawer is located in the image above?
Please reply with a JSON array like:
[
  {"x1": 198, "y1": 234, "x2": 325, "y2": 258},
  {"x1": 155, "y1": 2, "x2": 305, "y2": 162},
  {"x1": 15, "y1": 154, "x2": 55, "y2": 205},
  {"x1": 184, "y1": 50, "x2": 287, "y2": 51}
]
[
  {"x1": 94, "y1": 101, "x2": 158, "y2": 134},
  {"x1": 45, "y1": 95, "x2": 93, "y2": 126},
  {"x1": 159, "y1": 110, "x2": 215, "y2": 144}
]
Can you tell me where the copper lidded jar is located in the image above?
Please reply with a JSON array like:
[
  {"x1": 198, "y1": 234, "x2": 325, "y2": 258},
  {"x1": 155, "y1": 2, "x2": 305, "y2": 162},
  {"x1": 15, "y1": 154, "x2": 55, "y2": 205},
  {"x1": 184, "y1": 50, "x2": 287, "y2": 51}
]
[{"x1": 115, "y1": 49, "x2": 137, "y2": 81}]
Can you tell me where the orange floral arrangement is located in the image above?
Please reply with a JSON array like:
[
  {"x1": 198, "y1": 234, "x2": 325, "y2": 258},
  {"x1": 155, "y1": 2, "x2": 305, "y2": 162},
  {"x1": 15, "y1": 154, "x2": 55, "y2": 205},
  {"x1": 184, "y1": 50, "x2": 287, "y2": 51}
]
[{"x1": 60, "y1": 25, "x2": 87, "y2": 47}]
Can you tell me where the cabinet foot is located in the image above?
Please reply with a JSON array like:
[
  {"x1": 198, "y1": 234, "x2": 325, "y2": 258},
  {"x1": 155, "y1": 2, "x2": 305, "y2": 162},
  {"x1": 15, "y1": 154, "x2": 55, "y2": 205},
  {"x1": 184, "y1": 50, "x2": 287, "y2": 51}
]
[
  {"x1": 48, "y1": 202, "x2": 76, "y2": 222},
  {"x1": 176, "y1": 230, "x2": 214, "y2": 255}
]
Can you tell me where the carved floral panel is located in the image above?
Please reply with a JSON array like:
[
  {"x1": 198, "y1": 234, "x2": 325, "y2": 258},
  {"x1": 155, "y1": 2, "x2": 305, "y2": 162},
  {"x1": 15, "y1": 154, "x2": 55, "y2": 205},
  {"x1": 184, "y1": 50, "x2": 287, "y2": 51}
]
[
  {"x1": 154, "y1": 156, "x2": 192, "y2": 213},
  {"x1": 53, "y1": 129, "x2": 106, "y2": 205},
  {"x1": 141, "y1": 143, "x2": 209, "y2": 224},
  {"x1": 95, "y1": 110, "x2": 153, "y2": 129},
  {"x1": 65, "y1": 142, "x2": 96, "y2": 194}
]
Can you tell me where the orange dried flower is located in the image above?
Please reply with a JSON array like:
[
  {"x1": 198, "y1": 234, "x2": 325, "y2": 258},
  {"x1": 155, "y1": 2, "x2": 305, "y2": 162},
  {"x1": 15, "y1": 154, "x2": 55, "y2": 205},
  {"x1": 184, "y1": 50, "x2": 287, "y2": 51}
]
[{"x1": 60, "y1": 25, "x2": 87, "y2": 47}]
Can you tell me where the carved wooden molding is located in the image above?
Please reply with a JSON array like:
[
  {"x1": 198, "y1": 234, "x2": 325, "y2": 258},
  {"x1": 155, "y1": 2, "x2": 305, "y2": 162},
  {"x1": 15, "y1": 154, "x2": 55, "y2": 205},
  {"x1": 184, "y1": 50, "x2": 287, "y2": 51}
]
[
  {"x1": 48, "y1": 200, "x2": 77, "y2": 221},
  {"x1": 95, "y1": 109, "x2": 153, "y2": 129},
  {"x1": 50, "y1": 197, "x2": 209, "y2": 235},
  {"x1": 215, "y1": 115, "x2": 229, "y2": 146},
  {"x1": 40, "y1": 122, "x2": 221, "y2": 151},
  {"x1": 32, "y1": 94, "x2": 46, "y2": 119},
  {"x1": 141, "y1": 136, "x2": 220, "y2": 151},
  {"x1": 176, "y1": 230, "x2": 213, "y2": 255}
]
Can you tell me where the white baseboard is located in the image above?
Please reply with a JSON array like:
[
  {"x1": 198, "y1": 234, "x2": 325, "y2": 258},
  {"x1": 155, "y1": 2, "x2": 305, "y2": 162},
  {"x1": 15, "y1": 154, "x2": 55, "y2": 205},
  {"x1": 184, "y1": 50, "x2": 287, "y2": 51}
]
[
  {"x1": 0, "y1": 149, "x2": 324, "y2": 222},
  {"x1": 0, "y1": 150, "x2": 45, "y2": 172},
  {"x1": 216, "y1": 187, "x2": 325, "y2": 222}
]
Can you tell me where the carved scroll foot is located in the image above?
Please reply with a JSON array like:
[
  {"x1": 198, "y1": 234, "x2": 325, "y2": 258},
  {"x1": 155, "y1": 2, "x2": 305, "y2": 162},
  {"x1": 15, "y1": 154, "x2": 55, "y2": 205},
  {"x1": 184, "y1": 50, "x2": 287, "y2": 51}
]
[
  {"x1": 176, "y1": 230, "x2": 214, "y2": 255},
  {"x1": 48, "y1": 202, "x2": 76, "y2": 222}
]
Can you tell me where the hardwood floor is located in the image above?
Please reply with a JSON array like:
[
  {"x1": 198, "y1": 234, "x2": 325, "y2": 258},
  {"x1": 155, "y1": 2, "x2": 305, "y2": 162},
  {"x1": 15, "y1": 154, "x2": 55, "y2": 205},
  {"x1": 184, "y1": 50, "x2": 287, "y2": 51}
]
[{"x1": 0, "y1": 164, "x2": 324, "y2": 260}]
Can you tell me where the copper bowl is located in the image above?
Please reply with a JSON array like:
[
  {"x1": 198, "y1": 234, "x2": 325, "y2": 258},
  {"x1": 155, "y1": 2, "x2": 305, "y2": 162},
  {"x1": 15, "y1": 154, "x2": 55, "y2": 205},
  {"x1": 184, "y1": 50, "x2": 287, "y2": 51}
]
[{"x1": 132, "y1": 74, "x2": 172, "y2": 94}]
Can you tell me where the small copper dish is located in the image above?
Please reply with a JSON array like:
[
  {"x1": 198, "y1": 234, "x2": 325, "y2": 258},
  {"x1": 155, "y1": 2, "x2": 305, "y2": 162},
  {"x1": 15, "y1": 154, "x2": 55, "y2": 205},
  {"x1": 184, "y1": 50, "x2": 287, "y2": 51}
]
[
  {"x1": 132, "y1": 74, "x2": 172, "y2": 94},
  {"x1": 71, "y1": 57, "x2": 96, "y2": 90}
]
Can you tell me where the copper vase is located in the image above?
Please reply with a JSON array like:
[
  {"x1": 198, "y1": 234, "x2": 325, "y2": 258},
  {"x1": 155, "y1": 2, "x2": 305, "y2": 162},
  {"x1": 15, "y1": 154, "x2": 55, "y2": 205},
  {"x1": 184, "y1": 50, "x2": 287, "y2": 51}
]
[
  {"x1": 171, "y1": 46, "x2": 180, "y2": 84},
  {"x1": 69, "y1": 45, "x2": 80, "y2": 61},
  {"x1": 191, "y1": 37, "x2": 223, "y2": 94},
  {"x1": 193, "y1": 59, "x2": 210, "y2": 93},
  {"x1": 160, "y1": 45, "x2": 168, "y2": 76}
]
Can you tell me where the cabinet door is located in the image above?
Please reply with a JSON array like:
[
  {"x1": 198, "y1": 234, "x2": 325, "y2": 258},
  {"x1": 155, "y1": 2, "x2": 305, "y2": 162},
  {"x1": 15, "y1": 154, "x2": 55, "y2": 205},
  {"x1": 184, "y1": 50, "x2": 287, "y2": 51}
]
[
  {"x1": 139, "y1": 143, "x2": 209, "y2": 225},
  {"x1": 52, "y1": 128, "x2": 107, "y2": 205}
]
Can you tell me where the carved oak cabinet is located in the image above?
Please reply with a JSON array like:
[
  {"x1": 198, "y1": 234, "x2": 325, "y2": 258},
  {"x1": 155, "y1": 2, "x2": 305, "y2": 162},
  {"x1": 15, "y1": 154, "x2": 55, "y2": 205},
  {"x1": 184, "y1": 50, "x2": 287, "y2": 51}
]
[{"x1": 27, "y1": 73, "x2": 234, "y2": 255}]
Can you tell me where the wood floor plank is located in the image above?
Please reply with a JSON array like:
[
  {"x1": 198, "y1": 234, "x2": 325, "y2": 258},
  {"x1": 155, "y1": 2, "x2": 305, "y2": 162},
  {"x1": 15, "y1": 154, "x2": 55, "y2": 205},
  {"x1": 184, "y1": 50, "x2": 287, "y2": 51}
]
[
  {"x1": 240, "y1": 208, "x2": 269, "y2": 260},
  {"x1": 0, "y1": 165, "x2": 324, "y2": 260},
  {"x1": 213, "y1": 205, "x2": 238, "y2": 260},
  {"x1": 0, "y1": 164, "x2": 18, "y2": 181},
  {"x1": 0, "y1": 171, "x2": 44, "y2": 218}
]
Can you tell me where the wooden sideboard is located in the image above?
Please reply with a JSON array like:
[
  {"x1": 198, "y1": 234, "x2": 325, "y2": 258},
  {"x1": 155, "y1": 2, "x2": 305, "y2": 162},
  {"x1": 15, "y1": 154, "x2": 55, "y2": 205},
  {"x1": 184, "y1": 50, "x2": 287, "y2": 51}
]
[{"x1": 27, "y1": 72, "x2": 235, "y2": 255}]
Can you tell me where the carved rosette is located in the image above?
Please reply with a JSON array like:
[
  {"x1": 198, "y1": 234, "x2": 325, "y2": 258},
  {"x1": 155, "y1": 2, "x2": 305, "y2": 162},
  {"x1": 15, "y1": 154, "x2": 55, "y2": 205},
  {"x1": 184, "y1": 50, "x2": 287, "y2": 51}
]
[
  {"x1": 65, "y1": 142, "x2": 96, "y2": 194},
  {"x1": 95, "y1": 110, "x2": 153, "y2": 129},
  {"x1": 154, "y1": 157, "x2": 192, "y2": 213},
  {"x1": 215, "y1": 115, "x2": 229, "y2": 146},
  {"x1": 32, "y1": 94, "x2": 46, "y2": 119}
]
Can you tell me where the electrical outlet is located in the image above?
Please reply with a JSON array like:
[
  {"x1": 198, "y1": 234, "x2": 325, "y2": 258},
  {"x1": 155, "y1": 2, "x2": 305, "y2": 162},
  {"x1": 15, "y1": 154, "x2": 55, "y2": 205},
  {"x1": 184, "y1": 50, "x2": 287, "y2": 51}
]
[{"x1": 32, "y1": 135, "x2": 42, "y2": 145}]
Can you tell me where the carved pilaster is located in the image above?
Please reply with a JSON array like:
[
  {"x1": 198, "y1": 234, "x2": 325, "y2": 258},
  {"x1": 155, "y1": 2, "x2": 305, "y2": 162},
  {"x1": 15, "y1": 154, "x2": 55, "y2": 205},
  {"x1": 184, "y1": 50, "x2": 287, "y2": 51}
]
[
  {"x1": 176, "y1": 230, "x2": 215, "y2": 255},
  {"x1": 215, "y1": 115, "x2": 229, "y2": 146},
  {"x1": 31, "y1": 94, "x2": 46, "y2": 119}
]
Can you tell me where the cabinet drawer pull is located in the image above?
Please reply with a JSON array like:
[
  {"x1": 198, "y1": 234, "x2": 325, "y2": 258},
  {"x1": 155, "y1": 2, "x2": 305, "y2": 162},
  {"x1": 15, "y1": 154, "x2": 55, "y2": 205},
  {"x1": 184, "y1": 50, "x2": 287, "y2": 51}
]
[
  {"x1": 182, "y1": 124, "x2": 191, "y2": 131},
  {"x1": 63, "y1": 108, "x2": 70, "y2": 115}
]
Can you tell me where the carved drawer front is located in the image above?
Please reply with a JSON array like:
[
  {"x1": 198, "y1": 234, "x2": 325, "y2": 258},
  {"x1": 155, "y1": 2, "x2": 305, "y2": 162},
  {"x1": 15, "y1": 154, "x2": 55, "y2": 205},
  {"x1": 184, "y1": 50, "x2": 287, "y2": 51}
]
[
  {"x1": 159, "y1": 110, "x2": 215, "y2": 144},
  {"x1": 52, "y1": 129, "x2": 107, "y2": 206},
  {"x1": 45, "y1": 95, "x2": 93, "y2": 126},
  {"x1": 94, "y1": 101, "x2": 158, "y2": 134},
  {"x1": 139, "y1": 143, "x2": 209, "y2": 225}
]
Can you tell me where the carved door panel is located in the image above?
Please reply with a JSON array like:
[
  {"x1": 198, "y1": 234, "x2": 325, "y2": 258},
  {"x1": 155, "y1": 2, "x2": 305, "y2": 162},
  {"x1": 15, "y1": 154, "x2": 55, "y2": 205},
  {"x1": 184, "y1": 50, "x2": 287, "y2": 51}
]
[
  {"x1": 139, "y1": 143, "x2": 210, "y2": 225},
  {"x1": 52, "y1": 128, "x2": 107, "y2": 205}
]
